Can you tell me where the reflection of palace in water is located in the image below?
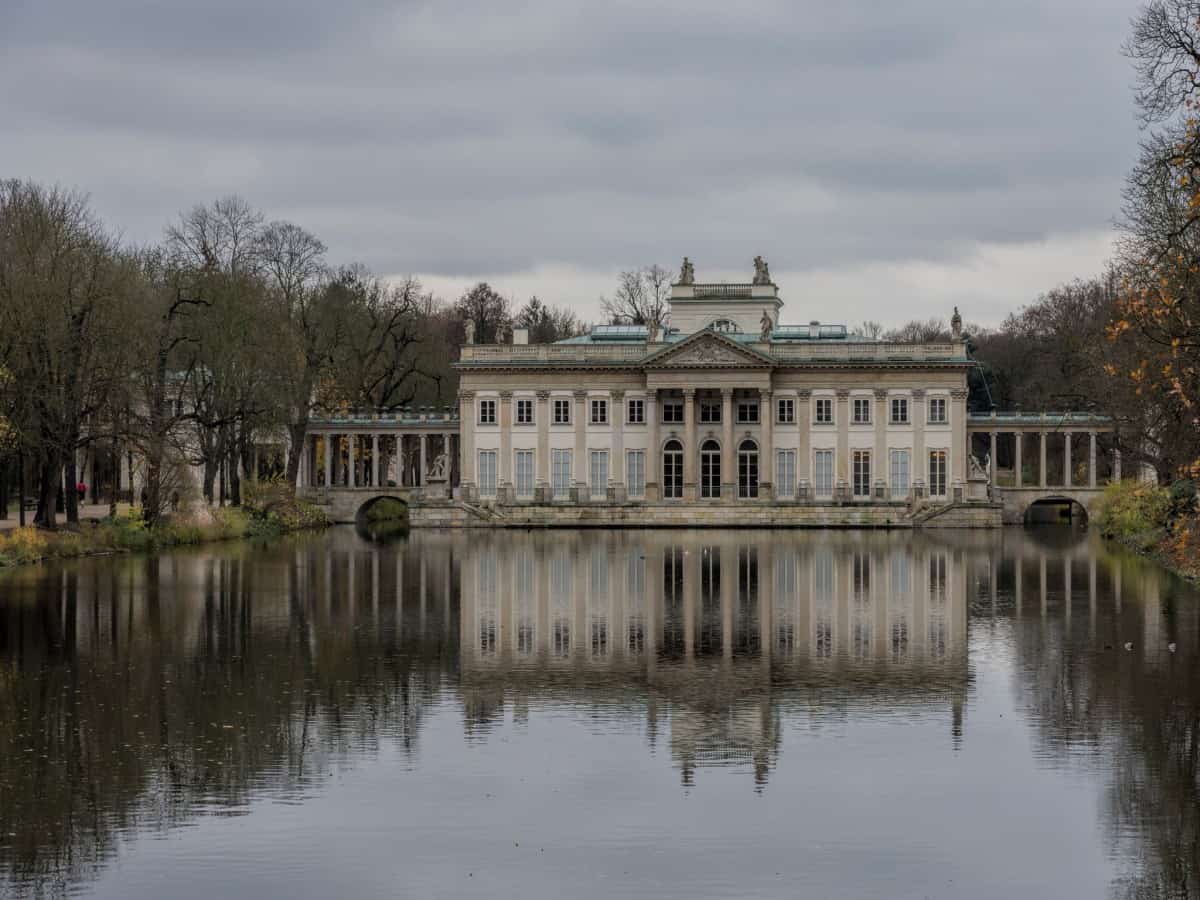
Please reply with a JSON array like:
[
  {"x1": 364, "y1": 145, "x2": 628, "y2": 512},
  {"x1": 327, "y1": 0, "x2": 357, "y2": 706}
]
[{"x1": 454, "y1": 531, "x2": 970, "y2": 784}]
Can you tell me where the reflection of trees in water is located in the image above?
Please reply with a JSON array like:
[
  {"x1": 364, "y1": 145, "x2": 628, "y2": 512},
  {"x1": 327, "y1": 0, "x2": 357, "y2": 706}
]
[
  {"x1": 0, "y1": 536, "x2": 455, "y2": 896},
  {"x1": 1003, "y1": 546, "x2": 1200, "y2": 899}
]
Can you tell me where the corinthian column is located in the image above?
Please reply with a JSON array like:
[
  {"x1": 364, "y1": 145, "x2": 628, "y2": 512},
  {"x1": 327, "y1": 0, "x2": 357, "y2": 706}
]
[
  {"x1": 874, "y1": 388, "x2": 888, "y2": 500},
  {"x1": 721, "y1": 389, "x2": 734, "y2": 500},
  {"x1": 459, "y1": 391, "x2": 476, "y2": 498},
  {"x1": 573, "y1": 390, "x2": 587, "y2": 502},
  {"x1": 950, "y1": 389, "x2": 968, "y2": 498},
  {"x1": 911, "y1": 389, "x2": 925, "y2": 497},
  {"x1": 610, "y1": 390, "x2": 625, "y2": 502},
  {"x1": 499, "y1": 391, "x2": 513, "y2": 502},
  {"x1": 760, "y1": 388, "x2": 774, "y2": 497},
  {"x1": 536, "y1": 390, "x2": 550, "y2": 502},
  {"x1": 645, "y1": 389, "x2": 659, "y2": 501},
  {"x1": 682, "y1": 388, "x2": 697, "y2": 501}
]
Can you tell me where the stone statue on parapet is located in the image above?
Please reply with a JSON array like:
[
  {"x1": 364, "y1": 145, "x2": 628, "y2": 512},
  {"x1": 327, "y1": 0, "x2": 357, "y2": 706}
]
[
  {"x1": 678, "y1": 257, "x2": 695, "y2": 285},
  {"x1": 647, "y1": 320, "x2": 660, "y2": 343},
  {"x1": 464, "y1": 319, "x2": 476, "y2": 345},
  {"x1": 760, "y1": 310, "x2": 773, "y2": 341},
  {"x1": 951, "y1": 306, "x2": 962, "y2": 339},
  {"x1": 752, "y1": 255, "x2": 771, "y2": 285},
  {"x1": 429, "y1": 451, "x2": 448, "y2": 481}
]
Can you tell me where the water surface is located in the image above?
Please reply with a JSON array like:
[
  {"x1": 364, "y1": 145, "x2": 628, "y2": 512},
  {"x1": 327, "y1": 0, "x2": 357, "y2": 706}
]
[{"x1": 0, "y1": 527, "x2": 1196, "y2": 899}]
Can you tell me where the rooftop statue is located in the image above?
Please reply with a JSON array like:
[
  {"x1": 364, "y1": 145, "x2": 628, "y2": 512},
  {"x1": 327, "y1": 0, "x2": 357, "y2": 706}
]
[
  {"x1": 760, "y1": 310, "x2": 773, "y2": 341},
  {"x1": 752, "y1": 255, "x2": 771, "y2": 285},
  {"x1": 951, "y1": 306, "x2": 963, "y2": 339},
  {"x1": 678, "y1": 256, "x2": 695, "y2": 285},
  {"x1": 647, "y1": 320, "x2": 660, "y2": 342},
  {"x1": 464, "y1": 319, "x2": 476, "y2": 345}
]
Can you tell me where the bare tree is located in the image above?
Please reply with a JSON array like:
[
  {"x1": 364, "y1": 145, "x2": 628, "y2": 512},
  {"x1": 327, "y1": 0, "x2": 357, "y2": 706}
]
[
  {"x1": 455, "y1": 282, "x2": 511, "y2": 344},
  {"x1": 884, "y1": 319, "x2": 949, "y2": 342},
  {"x1": 600, "y1": 265, "x2": 672, "y2": 326},
  {"x1": 856, "y1": 320, "x2": 883, "y2": 339},
  {"x1": 515, "y1": 296, "x2": 586, "y2": 343}
]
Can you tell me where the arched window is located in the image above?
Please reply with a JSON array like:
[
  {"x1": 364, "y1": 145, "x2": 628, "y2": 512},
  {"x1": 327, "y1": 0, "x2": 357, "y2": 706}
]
[
  {"x1": 709, "y1": 318, "x2": 741, "y2": 334},
  {"x1": 700, "y1": 439, "x2": 721, "y2": 499},
  {"x1": 662, "y1": 440, "x2": 683, "y2": 499},
  {"x1": 738, "y1": 439, "x2": 759, "y2": 499}
]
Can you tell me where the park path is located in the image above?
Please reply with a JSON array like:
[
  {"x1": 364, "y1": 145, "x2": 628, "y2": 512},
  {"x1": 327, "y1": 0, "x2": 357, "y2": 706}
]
[{"x1": 0, "y1": 503, "x2": 125, "y2": 532}]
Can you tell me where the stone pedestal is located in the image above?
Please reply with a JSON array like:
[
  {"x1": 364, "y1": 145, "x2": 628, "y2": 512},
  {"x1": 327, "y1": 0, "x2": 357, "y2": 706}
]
[
  {"x1": 873, "y1": 480, "x2": 886, "y2": 500},
  {"x1": 797, "y1": 480, "x2": 811, "y2": 502},
  {"x1": 535, "y1": 484, "x2": 551, "y2": 504},
  {"x1": 835, "y1": 481, "x2": 851, "y2": 502},
  {"x1": 607, "y1": 484, "x2": 627, "y2": 504},
  {"x1": 966, "y1": 476, "x2": 989, "y2": 502},
  {"x1": 496, "y1": 484, "x2": 514, "y2": 505},
  {"x1": 424, "y1": 478, "x2": 450, "y2": 502}
]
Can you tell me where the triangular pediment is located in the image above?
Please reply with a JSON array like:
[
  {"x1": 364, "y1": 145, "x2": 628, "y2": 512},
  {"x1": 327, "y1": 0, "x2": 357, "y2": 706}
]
[{"x1": 643, "y1": 330, "x2": 774, "y2": 369}]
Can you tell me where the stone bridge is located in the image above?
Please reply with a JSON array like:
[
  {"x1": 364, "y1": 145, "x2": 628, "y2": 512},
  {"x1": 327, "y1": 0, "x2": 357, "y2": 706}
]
[{"x1": 300, "y1": 487, "x2": 418, "y2": 523}]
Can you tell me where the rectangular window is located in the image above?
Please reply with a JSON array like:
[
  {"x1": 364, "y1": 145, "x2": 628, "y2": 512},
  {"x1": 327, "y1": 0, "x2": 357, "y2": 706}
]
[
  {"x1": 551, "y1": 449, "x2": 572, "y2": 498},
  {"x1": 516, "y1": 398, "x2": 534, "y2": 425},
  {"x1": 589, "y1": 450, "x2": 609, "y2": 498},
  {"x1": 662, "y1": 400, "x2": 684, "y2": 423},
  {"x1": 626, "y1": 450, "x2": 645, "y2": 497},
  {"x1": 814, "y1": 450, "x2": 834, "y2": 498},
  {"x1": 814, "y1": 397, "x2": 833, "y2": 424},
  {"x1": 776, "y1": 449, "x2": 796, "y2": 497},
  {"x1": 890, "y1": 397, "x2": 908, "y2": 424},
  {"x1": 929, "y1": 450, "x2": 948, "y2": 498},
  {"x1": 700, "y1": 401, "x2": 721, "y2": 423},
  {"x1": 553, "y1": 398, "x2": 571, "y2": 424},
  {"x1": 928, "y1": 397, "x2": 947, "y2": 424},
  {"x1": 478, "y1": 399, "x2": 496, "y2": 425},
  {"x1": 515, "y1": 450, "x2": 534, "y2": 497},
  {"x1": 852, "y1": 397, "x2": 871, "y2": 424},
  {"x1": 777, "y1": 398, "x2": 795, "y2": 424},
  {"x1": 889, "y1": 448, "x2": 910, "y2": 499},
  {"x1": 627, "y1": 398, "x2": 644, "y2": 424},
  {"x1": 590, "y1": 398, "x2": 607, "y2": 425},
  {"x1": 852, "y1": 450, "x2": 871, "y2": 498},
  {"x1": 478, "y1": 450, "x2": 498, "y2": 496},
  {"x1": 737, "y1": 401, "x2": 759, "y2": 424}
]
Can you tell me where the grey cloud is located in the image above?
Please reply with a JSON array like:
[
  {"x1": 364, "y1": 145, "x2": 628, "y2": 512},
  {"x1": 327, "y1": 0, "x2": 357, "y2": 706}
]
[{"x1": 0, "y1": 0, "x2": 1141, "y2": 301}]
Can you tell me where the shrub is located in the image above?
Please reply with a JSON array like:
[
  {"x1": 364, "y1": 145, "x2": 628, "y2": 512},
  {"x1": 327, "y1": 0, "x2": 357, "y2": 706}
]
[
  {"x1": 362, "y1": 497, "x2": 408, "y2": 523},
  {"x1": 1093, "y1": 480, "x2": 1171, "y2": 548}
]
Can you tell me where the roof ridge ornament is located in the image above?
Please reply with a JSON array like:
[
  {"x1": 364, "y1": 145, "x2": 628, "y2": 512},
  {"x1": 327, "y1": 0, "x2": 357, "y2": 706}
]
[{"x1": 752, "y1": 255, "x2": 772, "y2": 285}]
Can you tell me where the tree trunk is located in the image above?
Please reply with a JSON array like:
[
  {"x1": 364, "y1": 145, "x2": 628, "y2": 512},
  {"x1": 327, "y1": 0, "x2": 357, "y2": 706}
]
[
  {"x1": 18, "y1": 447, "x2": 26, "y2": 528},
  {"x1": 65, "y1": 453, "x2": 79, "y2": 525},
  {"x1": 109, "y1": 441, "x2": 119, "y2": 518},
  {"x1": 286, "y1": 419, "x2": 308, "y2": 494},
  {"x1": 228, "y1": 442, "x2": 242, "y2": 507},
  {"x1": 0, "y1": 456, "x2": 8, "y2": 521},
  {"x1": 35, "y1": 456, "x2": 61, "y2": 529}
]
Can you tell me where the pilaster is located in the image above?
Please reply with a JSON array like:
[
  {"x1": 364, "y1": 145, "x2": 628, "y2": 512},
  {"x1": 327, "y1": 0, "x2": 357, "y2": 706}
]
[
  {"x1": 610, "y1": 390, "x2": 626, "y2": 503},
  {"x1": 682, "y1": 388, "x2": 697, "y2": 501},
  {"x1": 721, "y1": 389, "x2": 734, "y2": 499},
  {"x1": 499, "y1": 391, "x2": 514, "y2": 504},
  {"x1": 797, "y1": 389, "x2": 811, "y2": 500},
  {"x1": 836, "y1": 389, "x2": 850, "y2": 499},
  {"x1": 645, "y1": 390, "x2": 660, "y2": 501},
  {"x1": 572, "y1": 390, "x2": 587, "y2": 502},
  {"x1": 760, "y1": 388, "x2": 774, "y2": 497},
  {"x1": 874, "y1": 388, "x2": 888, "y2": 499},
  {"x1": 535, "y1": 390, "x2": 550, "y2": 502}
]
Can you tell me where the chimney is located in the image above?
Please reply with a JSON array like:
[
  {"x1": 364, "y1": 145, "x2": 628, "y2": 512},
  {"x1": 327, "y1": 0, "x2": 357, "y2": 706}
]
[
  {"x1": 513, "y1": 327, "x2": 529, "y2": 345},
  {"x1": 809, "y1": 320, "x2": 820, "y2": 338}
]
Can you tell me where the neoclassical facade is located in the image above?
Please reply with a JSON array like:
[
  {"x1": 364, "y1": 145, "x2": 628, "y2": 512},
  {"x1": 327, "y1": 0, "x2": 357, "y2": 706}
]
[{"x1": 455, "y1": 261, "x2": 973, "y2": 509}]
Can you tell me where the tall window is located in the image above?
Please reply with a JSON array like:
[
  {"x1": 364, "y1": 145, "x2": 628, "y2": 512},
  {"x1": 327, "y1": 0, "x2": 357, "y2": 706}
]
[
  {"x1": 814, "y1": 397, "x2": 833, "y2": 424},
  {"x1": 479, "y1": 399, "x2": 497, "y2": 425},
  {"x1": 626, "y1": 450, "x2": 645, "y2": 497},
  {"x1": 478, "y1": 450, "x2": 498, "y2": 496},
  {"x1": 516, "y1": 398, "x2": 534, "y2": 425},
  {"x1": 589, "y1": 450, "x2": 609, "y2": 497},
  {"x1": 700, "y1": 439, "x2": 721, "y2": 498},
  {"x1": 553, "y1": 398, "x2": 571, "y2": 424},
  {"x1": 776, "y1": 449, "x2": 796, "y2": 497},
  {"x1": 852, "y1": 397, "x2": 871, "y2": 424},
  {"x1": 627, "y1": 398, "x2": 644, "y2": 424},
  {"x1": 515, "y1": 450, "x2": 534, "y2": 497},
  {"x1": 814, "y1": 449, "x2": 834, "y2": 498},
  {"x1": 590, "y1": 398, "x2": 607, "y2": 425},
  {"x1": 929, "y1": 450, "x2": 948, "y2": 498},
  {"x1": 662, "y1": 399, "x2": 684, "y2": 423},
  {"x1": 889, "y1": 448, "x2": 910, "y2": 499},
  {"x1": 890, "y1": 397, "x2": 908, "y2": 424},
  {"x1": 927, "y1": 397, "x2": 947, "y2": 424},
  {"x1": 698, "y1": 400, "x2": 719, "y2": 423},
  {"x1": 662, "y1": 440, "x2": 683, "y2": 499},
  {"x1": 777, "y1": 398, "x2": 795, "y2": 424},
  {"x1": 738, "y1": 439, "x2": 759, "y2": 498},
  {"x1": 852, "y1": 449, "x2": 871, "y2": 497},
  {"x1": 737, "y1": 401, "x2": 759, "y2": 424},
  {"x1": 551, "y1": 449, "x2": 572, "y2": 498}
]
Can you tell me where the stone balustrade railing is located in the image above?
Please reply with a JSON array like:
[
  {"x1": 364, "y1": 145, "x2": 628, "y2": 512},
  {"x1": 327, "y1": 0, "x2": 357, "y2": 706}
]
[{"x1": 459, "y1": 340, "x2": 966, "y2": 364}]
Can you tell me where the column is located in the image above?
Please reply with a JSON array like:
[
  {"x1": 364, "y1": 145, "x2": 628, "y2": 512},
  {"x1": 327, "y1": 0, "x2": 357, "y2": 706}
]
[
  {"x1": 323, "y1": 435, "x2": 333, "y2": 488},
  {"x1": 645, "y1": 389, "x2": 659, "y2": 501},
  {"x1": 760, "y1": 388, "x2": 774, "y2": 497},
  {"x1": 419, "y1": 434, "x2": 428, "y2": 487},
  {"x1": 1014, "y1": 432, "x2": 1023, "y2": 488},
  {"x1": 499, "y1": 391, "x2": 513, "y2": 501},
  {"x1": 873, "y1": 389, "x2": 888, "y2": 500},
  {"x1": 1113, "y1": 446, "x2": 1122, "y2": 481},
  {"x1": 348, "y1": 434, "x2": 357, "y2": 487},
  {"x1": 536, "y1": 391, "x2": 550, "y2": 501},
  {"x1": 836, "y1": 389, "x2": 850, "y2": 498},
  {"x1": 1063, "y1": 432, "x2": 1072, "y2": 488},
  {"x1": 1088, "y1": 431, "x2": 1097, "y2": 488},
  {"x1": 1039, "y1": 430, "x2": 1047, "y2": 488},
  {"x1": 989, "y1": 431, "x2": 997, "y2": 492},
  {"x1": 458, "y1": 391, "x2": 476, "y2": 496},
  {"x1": 950, "y1": 389, "x2": 968, "y2": 497},
  {"x1": 372, "y1": 434, "x2": 381, "y2": 487},
  {"x1": 797, "y1": 390, "x2": 812, "y2": 498},
  {"x1": 721, "y1": 389, "x2": 734, "y2": 500},
  {"x1": 573, "y1": 390, "x2": 587, "y2": 500},
  {"x1": 682, "y1": 388, "x2": 697, "y2": 501},
  {"x1": 610, "y1": 390, "x2": 625, "y2": 501},
  {"x1": 911, "y1": 389, "x2": 925, "y2": 497}
]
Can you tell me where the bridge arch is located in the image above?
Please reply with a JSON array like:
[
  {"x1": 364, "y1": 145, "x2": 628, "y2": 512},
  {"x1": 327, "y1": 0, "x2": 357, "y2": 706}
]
[
  {"x1": 1021, "y1": 495, "x2": 1090, "y2": 526},
  {"x1": 356, "y1": 494, "x2": 410, "y2": 523}
]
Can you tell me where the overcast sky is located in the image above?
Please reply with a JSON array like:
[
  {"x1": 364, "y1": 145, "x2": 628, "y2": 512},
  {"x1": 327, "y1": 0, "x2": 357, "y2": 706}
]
[{"x1": 3, "y1": 0, "x2": 1143, "y2": 327}]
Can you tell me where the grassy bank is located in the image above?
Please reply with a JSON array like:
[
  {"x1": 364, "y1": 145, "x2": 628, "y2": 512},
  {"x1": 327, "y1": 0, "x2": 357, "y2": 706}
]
[
  {"x1": 0, "y1": 491, "x2": 331, "y2": 568},
  {"x1": 1093, "y1": 479, "x2": 1200, "y2": 582}
]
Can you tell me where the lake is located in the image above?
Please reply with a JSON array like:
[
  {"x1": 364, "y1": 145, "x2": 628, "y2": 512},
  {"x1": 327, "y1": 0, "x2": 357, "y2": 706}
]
[{"x1": 0, "y1": 526, "x2": 1196, "y2": 899}]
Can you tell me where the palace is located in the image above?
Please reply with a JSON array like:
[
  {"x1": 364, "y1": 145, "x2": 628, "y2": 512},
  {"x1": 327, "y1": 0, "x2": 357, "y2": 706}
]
[{"x1": 454, "y1": 257, "x2": 975, "y2": 520}]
